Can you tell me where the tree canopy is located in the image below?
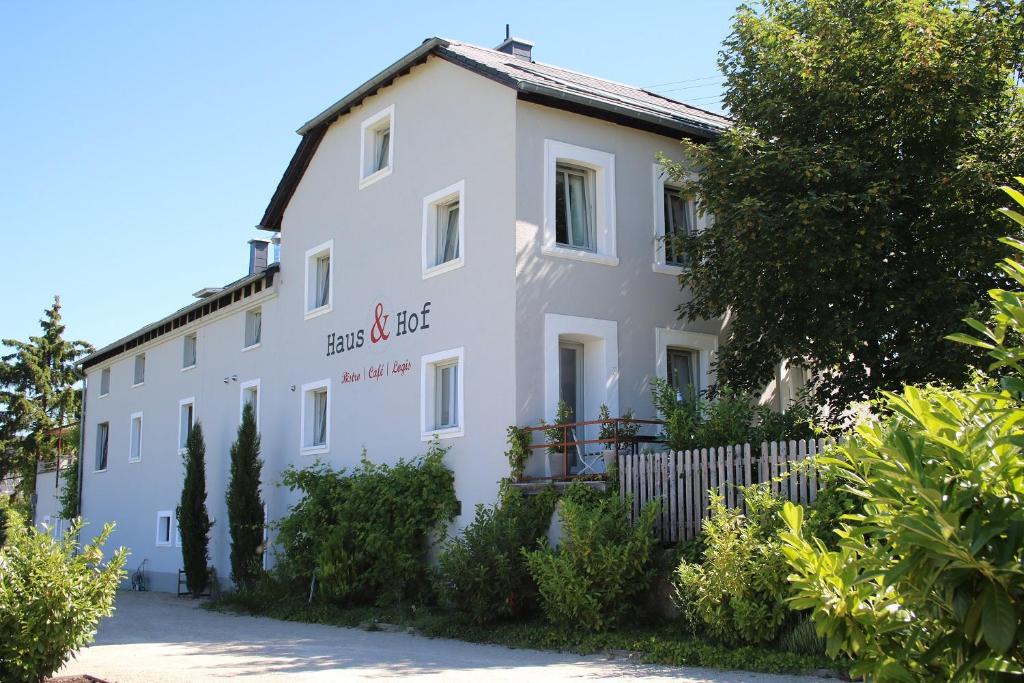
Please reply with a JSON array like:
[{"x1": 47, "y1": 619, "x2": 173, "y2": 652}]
[
  {"x1": 666, "y1": 0, "x2": 1024, "y2": 414},
  {"x1": 0, "y1": 297, "x2": 92, "y2": 500}
]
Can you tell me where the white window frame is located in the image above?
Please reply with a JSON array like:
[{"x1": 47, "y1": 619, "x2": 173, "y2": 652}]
[
  {"x1": 98, "y1": 367, "x2": 110, "y2": 398},
  {"x1": 182, "y1": 333, "x2": 197, "y2": 370},
  {"x1": 420, "y1": 347, "x2": 465, "y2": 441},
  {"x1": 128, "y1": 411, "x2": 143, "y2": 463},
  {"x1": 174, "y1": 518, "x2": 182, "y2": 547},
  {"x1": 156, "y1": 510, "x2": 173, "y2": 547},
  {"x1": 94, "y1": 421, "x2": 110, "y2": 472},
  {"x1": 133, "y1": 353, "x2": 146, "y2": 387},
  {"x1": 178, "y1": 397, "x2": 196, "y2": 455},
  {"x1": 359, "y1": 104, "x2": 394, "y2": 189},
  {"x1": 653, "y1": 164, "x2": 705, "y2": 275},
  {"x1": 304, "y1": 240, "x2": 334, "y2": 319},
  {"x1": 243, "y1": 306, "x2": 262, "y2": 351},
  {"x1": 543, "y1": 140, "x2": 618, "y2": 266},
  {"x1": 654, "y1": 328, "x2": 718, "y2": 396},
  {"x1": 300, "y1": 379, "x2": 331, "y2": 455},
  {"x1": 240, "y1": 378, "x2": 261, "y2": 429},
  {"x1": 421, "y1": 180, "x2": 466, "y2": 279}
]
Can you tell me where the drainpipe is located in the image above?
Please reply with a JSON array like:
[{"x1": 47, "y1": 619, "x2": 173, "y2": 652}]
[{"x1": 75, "y1": 371, "x2": 87, "y2": 520}]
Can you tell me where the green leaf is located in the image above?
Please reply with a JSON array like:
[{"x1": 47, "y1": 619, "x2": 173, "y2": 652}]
[{"x1": 981, "y1": 584, "x2": 1017, "y2": 654}]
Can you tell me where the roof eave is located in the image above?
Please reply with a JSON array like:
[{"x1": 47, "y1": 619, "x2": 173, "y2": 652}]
[
  {"x1": 297, "y1": 37, "x2": 450, "y2": 136},
  {"x1": 515, "y1": 82, "x2": 726, "y2": 140},
  {"x1": 79, "y1": 264, "x2": 279, "y2": 370}
]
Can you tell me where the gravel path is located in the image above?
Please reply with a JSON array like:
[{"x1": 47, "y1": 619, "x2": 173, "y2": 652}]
[{"x1": 59, "y1": 591, "x2": 823, "y2": 682}]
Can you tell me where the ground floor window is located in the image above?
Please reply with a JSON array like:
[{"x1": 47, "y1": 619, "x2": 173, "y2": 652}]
[
  {"x1": 300, "y1": 379, "x2": 330, "y2": 454},
  {"x1": 156, "y1": 510, "x2": 173, "y2": 546},
  {"x1": 654, "y1": 328, "x2": 718, "y2": 400},
  {"x1": 420, "y1": 347, "x2": 464, "y2": 440},
  {"x1": 667, "y1": 348, "x2": 696, "y2": 400}
]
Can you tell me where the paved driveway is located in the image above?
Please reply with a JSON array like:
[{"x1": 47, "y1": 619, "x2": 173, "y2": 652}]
[{"x1": 59, "y1": 591, "x2": 822, "y2": 682}]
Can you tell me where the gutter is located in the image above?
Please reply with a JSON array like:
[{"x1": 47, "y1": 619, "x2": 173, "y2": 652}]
[{"x1": 76, "y1": 378, "x2": 86, "y2": 520}]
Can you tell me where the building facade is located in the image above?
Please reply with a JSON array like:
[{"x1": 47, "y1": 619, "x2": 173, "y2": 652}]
[{"x1": 63, "y1": 36, "x2": 764, "y2": 591}]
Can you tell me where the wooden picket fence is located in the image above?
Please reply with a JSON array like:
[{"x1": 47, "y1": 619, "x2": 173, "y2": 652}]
[{"x1": 617, "y1": 438, "x2": 832, "y2": 542}]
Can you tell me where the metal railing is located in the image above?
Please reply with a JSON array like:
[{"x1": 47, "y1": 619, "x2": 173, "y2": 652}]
[{"x1": 517, "y1": 417, "x2": 665, "y2": 481}]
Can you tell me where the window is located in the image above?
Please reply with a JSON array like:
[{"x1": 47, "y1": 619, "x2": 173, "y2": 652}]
[
  {"x1": 300, "y1": 379, "x2": 330, "y2": 454},
  {"x1": 304, "y1": 241, "x2": 333, "y2": 318},
  {"x1": 178, "y1": 397, "x2": 195, "y2": 453},
  {"x1": 133, "y1": 353, "x2": 146, "y2": 386},
  {"x1": 663, "y1": 188, "x2": 694, "y2": 267},
  {"x1": 421, "y1": 348, "x2": 464, "y2": 440},
  {"x1": 421, "y1": 181, "x2": 465, "y2": 277},
  {"x1": 359, "y1": 104, "x2": 394, "y2": 188},
  {"x1": 156, "y1": 510, "x2": 173, "y2": 546},
  {"x1": 95, "y1": 422, "x2": 110, "y2": 471},
  {"x1": 128, "y1": 412, "x2": 143, "y2": 463},
  {"x1": 653, "y1": 164, "x2": 705, "y2": 274},
  {"x1": 555, "y1": 164, "x2": 595, "y2": 250},
  {"x1": 240, "y1": 378, "x2": 260, "y2": 428},
  {"x1": 654, "y1": 328, "x2": 718, "y2": 399},
  {"x1": 244, "y1": 307, "x2": 262, "y2": 349},
  {"x1": 667, "y1": 348, "x2": 696, "y2": 400},
  {"x1": 543, "y1": 140, "x2": 617, "y2": 266},
  {"x1": 182, "y1": 333, "x2": 197, "y2": 369},
  {"x1": 99, "y1": 368, "x2": 110, "y2": 397}
]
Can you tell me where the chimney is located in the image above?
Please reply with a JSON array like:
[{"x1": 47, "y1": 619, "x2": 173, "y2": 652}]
[
  {"x1": 495, "y1": 25, "x2": 533, "y2": 61},
  {"x1": 248, "y1": 238, "x2": 271, "y2": 274}
]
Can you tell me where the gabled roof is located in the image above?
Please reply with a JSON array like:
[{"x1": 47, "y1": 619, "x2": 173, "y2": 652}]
[
  {"x1": 80, "y1": 265, "x2": 279, "y2": 370},
  {"x1": 259, "y1": 37, "x2": 730, "y2": 232}
]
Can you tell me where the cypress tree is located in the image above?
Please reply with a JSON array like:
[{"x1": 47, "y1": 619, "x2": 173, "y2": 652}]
[
  {"x1": 177, "y1": 421, "x2": 213, "y2": 598},
  {"x1": 226, "y1": 402, "x2": 264, "y2": 589}
]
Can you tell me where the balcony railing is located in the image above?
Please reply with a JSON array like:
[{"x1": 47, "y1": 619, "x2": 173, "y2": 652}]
[{"x1": 517, "y1": 417, "x2": 665, "y2": 481}]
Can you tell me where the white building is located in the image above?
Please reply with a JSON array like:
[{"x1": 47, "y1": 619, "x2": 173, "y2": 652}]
[{"x1": 59, "y1": 36, "x2": 759, "y2": 591}]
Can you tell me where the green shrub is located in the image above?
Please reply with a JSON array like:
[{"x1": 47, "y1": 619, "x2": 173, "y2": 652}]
[
  {"x1": 524, "y1": 490, "x2": 658, "y2": 631},
  {"x1": 545, "y1": 400, "x2": 574, "y2": 454},
  {"x1": 504, "y1": 425, "x2": 532, "y2": 482},
  {"x1": 437, "y1": 486, "x2": 558, "y2": 624},
  {"x1": 597, "y1": 404, "x2": 641, "y2": 449},
  {"x1": 673, "y1": 485, "x2": 790, "y2": 644},
  {"x1": 0, "y1": 519, "x2": 126, "y2": 683},
  {"x1": 652, "y1": 379, "x2": 824, "y2": 451},
  {"x1": 801, "y1": 460, "x2": 864, "y2": 551},
  {"x1": 781, "y1": 201, "x2": 1024, "y2": 680},
  {"x1": 277, "y1": 440, "x2": 457, "y2": 606}
]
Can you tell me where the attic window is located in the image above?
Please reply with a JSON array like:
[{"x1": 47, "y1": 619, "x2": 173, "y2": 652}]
[{"x1": 359, "y1": 105, "x2": 394, "y2": 189}]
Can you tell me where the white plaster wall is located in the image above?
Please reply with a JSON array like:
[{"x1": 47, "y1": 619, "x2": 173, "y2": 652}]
[
  {"x1": 274, "y1": 55, "x2": 519, "y2": 533},
  {"x1": 513, "y1": 102, "x2": 725, "y2": 475},
  {"x1": 79, "y1": 285, "x2": 280, "y2": 591}
]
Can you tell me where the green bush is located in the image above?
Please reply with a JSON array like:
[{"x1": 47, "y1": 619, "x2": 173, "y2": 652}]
[
  {"x1": 0, "y1": 519, "x2": 126, "y2": 683},
  {"x1": 437, "y1": 486, "x2": 558, "y2": 624},
  {"x1": 651, "y1": 379, "x2": 824, "y2": 451},
  {"x1": 277, "y1": 440, "x2": 457, "y2": 606},
  {"x1": 673, "y1": 485, "x2": 790, "y2": 644},
  {"x1": 781, "y1": 194, "x2": 1024, "y2": 681},
  {"x1": 801, "y1": 460, "x2": 864, "y2": 551},
  {"x1": 524, "y1": 488, "x2": 658, "y2": 631}
]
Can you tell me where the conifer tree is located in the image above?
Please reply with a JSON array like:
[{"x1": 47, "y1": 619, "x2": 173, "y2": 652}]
[
  {"x1": 177, "y1": 421, "x2": 213, "y2": 598},
  {"x1": 226, "y1": 402, "x2": 264, "y2": 589},
  {"x1": 1, "y1": 297, "x2": 92, "y2": 510}
]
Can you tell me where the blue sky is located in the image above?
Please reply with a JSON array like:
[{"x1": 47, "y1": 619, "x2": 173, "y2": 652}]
[{"x1": 0, "y1": 1, "x2": 735, "y2": 351}]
